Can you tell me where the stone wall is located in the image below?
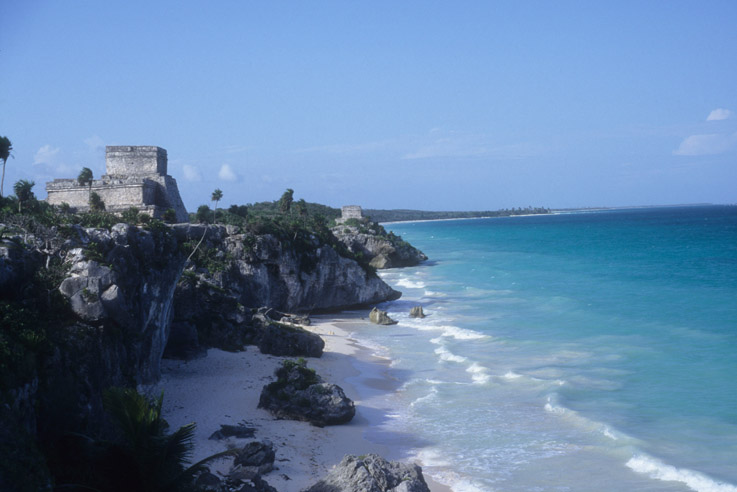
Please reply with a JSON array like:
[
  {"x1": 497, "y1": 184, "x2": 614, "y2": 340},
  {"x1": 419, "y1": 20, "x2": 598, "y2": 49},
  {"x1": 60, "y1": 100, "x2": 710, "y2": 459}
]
[
  {"x1": 105, "y1": 146, "x2": 167, "y2": 175},
  {"x1": 45, "y1": 146, "x2": 189, "y2": 222},
  {"x1": 336, "y1": 205, "x2": 363, "y2": 224}
]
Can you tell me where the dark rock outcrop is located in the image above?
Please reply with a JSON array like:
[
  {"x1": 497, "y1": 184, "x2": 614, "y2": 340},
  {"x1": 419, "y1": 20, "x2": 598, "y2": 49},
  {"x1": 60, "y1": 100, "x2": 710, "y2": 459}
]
[
  {"x1": 369, "y1": 307, "x2": 398, "y2": 325},
  {"x1": 331, "y1": 222, "x2": 427, "y2": 269},
  {"x1": 252, "y1": 312, "x2": 325, "y2": 357},
  {"x1": 409, "y1": 306, "x2": 426, "y2": 318},
  {"x1": 305, "y1": 454, "x2": 431, "y2": 492},
  {"x1": 259, "y1": 360, "x2": 355, "y2": 426},
  {"x1": 209, "y1": 423, "x2": 257, "y2": 440},
  {"x1": 230, "y1": 440, "x2": 276, "y2": 478}
]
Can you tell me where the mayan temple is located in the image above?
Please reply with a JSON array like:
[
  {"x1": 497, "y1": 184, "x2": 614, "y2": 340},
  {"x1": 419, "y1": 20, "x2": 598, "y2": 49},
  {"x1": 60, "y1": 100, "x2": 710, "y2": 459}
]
[{"x1": 46, "y1": 145, "x2": 189, "y2": 222}]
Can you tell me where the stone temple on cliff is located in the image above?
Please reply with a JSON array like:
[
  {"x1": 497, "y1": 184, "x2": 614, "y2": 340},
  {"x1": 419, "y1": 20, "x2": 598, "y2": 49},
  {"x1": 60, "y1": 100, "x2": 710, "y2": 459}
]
[
  {"x1": 46, "y1": 146, "x2": 189, "y2": 222},
  {"x1": 336, "y1": 205, "x2": 363, "y2": 224}
]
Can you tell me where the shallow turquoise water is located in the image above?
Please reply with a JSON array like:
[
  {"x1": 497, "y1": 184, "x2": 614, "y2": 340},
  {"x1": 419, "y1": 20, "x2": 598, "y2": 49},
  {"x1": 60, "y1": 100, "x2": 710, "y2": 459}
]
[{"x1": 349, "y1": 206, "x2": 737, "y2": 492}]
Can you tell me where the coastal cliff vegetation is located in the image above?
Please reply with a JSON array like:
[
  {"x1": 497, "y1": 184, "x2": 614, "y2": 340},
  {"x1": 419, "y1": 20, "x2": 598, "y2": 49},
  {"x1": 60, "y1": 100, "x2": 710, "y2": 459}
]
[{"x1": 0, "y1": 186, "x2": 402, "y2": 490}]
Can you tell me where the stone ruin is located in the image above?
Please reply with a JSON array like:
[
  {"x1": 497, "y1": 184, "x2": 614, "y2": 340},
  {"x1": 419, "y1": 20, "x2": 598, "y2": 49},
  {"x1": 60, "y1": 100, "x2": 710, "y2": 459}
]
[
  {"x1": 335, "y1": 205, "x2": 363, "y2": 224},
  {"x1": 46, "y1": 146, "x2": 189, "y2": 222}
]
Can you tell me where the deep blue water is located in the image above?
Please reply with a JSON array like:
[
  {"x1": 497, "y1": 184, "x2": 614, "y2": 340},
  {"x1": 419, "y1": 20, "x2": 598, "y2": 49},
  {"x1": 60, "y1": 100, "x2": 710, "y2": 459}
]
[{"x1": 349, "y1": 206, "x2": 737, "y2": 492}]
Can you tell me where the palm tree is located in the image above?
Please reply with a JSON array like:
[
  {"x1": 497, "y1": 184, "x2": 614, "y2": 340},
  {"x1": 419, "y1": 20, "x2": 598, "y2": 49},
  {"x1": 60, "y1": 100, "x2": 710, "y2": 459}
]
[
  {"x1": 0, "y1": 136, "x2": 13, "y2": 198},
  {"x1": 77, "y1": 167, "x2": 94, "y2": 204},
  {"x1": 279, "y1": 188, "x2": 294, "y2": 214},
  {"x1": 211, "y1": 188, "x2": 223, "y2": 223},
  {"x1": 13, "y1": 179, "x2": 35, "y2": 213},
  {"x1": 61, "y1": 388, "x2": 236, "y2": 491}
]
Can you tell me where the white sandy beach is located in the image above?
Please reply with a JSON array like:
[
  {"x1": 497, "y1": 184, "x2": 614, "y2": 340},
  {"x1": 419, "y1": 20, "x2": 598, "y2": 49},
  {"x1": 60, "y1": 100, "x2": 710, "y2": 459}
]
[{"x1": 150, "y1": 317, "x2": 450, "y2": 492}]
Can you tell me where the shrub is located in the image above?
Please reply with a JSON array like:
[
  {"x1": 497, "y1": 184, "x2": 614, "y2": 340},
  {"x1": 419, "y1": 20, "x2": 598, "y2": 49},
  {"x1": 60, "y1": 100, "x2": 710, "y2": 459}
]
[
  {"x1": 121, "y1": 207, "x2": 140, "y2": 224},
  {"x1": 89, "y1": 192, "x2": 105, "y2": 211},
  {"x1": 162, "y1": 208, "x2": 177, "y2": 223},
  {"x1": 196, "y1": 204, "x2": 211, "y2": 224}
]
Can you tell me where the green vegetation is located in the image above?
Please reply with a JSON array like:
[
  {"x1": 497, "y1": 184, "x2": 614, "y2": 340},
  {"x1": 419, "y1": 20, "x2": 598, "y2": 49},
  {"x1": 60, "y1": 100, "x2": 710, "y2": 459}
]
[
  {"x1": 0, "y1": 135, "x2": 13, "y2": 198},
  {"x1": 55, "y1": 387, "x2": 236, "y2": 491},
  {"x1": 13, "y1": 179, "x2": 35, "y2": 213},
  {"x1": 270, "y1": 358, "x2": 320, "y2": 392},
  {"x1": 278, "y1": 188, "x2": 294, "y2": 214},
  {"x1": 77, "y1": 166, "x2": 93, "y2": 188},
  {"x1": 162, "y1": 208, "x2": 177, "y2": 223},
  {"x1": 363, "y1": 206, "x2": 550, "y2": 223},
  {"x1": 188, "y1": 189, "x2": 376, "y2": 276},
  {"x1": 89, "y1": 191, "x2": 105, "y2": 211},
  {"x1": 211, "y1": 188, "x2": 223, "y2": 223}
]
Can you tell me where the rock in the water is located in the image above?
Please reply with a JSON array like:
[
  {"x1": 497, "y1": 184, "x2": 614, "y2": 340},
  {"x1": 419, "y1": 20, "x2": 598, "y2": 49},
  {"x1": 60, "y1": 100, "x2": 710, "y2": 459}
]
[
  {"x1": 229, "y1": 440, "x2": 276, "y2": 480},
  {"x1": 305, "y1": 454, "x2": 431, "y2": 492},
  {"x1": 409, "y1": 306, "x2": 426, "y2": 318},
  {"x1": 258, "y1": 360, "x2": 355, "y2": 426},
  {"x1": 209, "y1": 423, "x2": 257, "y2": 440},
  {"x1": 369, "y1": 307, "x2": 398, "y2": 325}
]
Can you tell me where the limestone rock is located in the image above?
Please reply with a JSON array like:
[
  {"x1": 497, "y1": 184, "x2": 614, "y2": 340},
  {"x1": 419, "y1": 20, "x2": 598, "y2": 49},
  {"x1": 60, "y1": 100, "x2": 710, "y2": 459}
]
[
  {"x1": 409, "y1": 306, "x2": 426, "y2": 318},
  {"x1": 229, "y1": 440, "x2": 276, "y2": 480},
  {"x1": 252, "y1": 314, "x2": 325, "y2": 358},
  {"x1": 305, "y1": 454, "x2": 431, "y2": 492},
  {"x1": 258, "y1": 360, "x2": 355, "y2": 426},
  {"x1": 369, "y1": 307, "x2": 398, "y2": 325},
  {"x1": 331, "y1": 222, "x2": 428, "y2": 270}
]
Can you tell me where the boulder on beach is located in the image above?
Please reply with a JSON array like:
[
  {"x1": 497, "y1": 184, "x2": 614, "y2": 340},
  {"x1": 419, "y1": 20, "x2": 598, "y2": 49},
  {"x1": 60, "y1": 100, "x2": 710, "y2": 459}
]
[
  {"x1": 305, "y1": 454, "x2": 431, "y2": 492},
  {"x1": 369, "y1": 307, "x2": 398, "y2": 325},
  {"x1": 209, "y1": 423, "x2": 257, "y2": 440},
  {"x1": 228, "y1": 440, "x2": 276, "y2": 480},
  {"x1": 409, "y1": 306, "x2": 426, "y2": 318},
  {"x1": 258, "y1": 359, "x2": 355, "y2": 426}
]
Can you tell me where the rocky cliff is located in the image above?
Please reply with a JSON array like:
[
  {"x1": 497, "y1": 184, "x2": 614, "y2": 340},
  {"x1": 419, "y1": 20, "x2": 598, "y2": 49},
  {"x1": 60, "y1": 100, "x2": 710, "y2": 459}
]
[
  {"x1": 0, "y1": 217, "x2": 405, "y2": 488},
  {"x1": 332, "y1": 221, "x2": 427, "y2": 269},
  {"x1": 176, "y1": 224, "x2": 401, "y2": 312}
]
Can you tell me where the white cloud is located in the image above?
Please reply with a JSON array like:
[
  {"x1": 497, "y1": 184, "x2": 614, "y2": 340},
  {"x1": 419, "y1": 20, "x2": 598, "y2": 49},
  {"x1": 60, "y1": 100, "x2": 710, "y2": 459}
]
[
  {"x1": 218, "y1": 164, "x2": 238, "y2": 182},
  {"x1": 33, "y1": 144, "x2": 61, "y2": 165},
  {"x1": 84, "y1": 135, "x2": 105, "y2": 152},
  {"x1": 706, "y1": 108, "x2": 733, "y2": 121},
  {"x1": 183, "y1": 164, "x2": 202, "y2": 182},
  {"x1": 673, "y1": 132, "x2": 737, "y2": 156}
]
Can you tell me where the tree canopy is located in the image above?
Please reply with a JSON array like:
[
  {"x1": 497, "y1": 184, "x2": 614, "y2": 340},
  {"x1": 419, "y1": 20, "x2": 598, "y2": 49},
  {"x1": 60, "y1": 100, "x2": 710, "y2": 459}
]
[
  {"x1": 13, "y1": 179, "x2": 35, "y2": 213},
  {"x1": 278, "y1": 188, "x2": 294, "y2": 214},
  {"x1": 77, "y1": 167, "x2": 93, "y2": 187}
]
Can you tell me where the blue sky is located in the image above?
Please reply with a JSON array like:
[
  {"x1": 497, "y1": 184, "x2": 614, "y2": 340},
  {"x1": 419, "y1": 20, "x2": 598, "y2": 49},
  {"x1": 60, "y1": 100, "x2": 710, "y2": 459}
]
[{"x1": 1, "y1": 1, "x2": 735, "y2": 211}]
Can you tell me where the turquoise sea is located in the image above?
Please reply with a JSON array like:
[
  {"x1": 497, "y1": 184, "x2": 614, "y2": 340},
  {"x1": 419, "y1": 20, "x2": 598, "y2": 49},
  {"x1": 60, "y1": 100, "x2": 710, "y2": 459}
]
[{"x1": 347, "y1": 206, "x2": 737, "y2": 492}]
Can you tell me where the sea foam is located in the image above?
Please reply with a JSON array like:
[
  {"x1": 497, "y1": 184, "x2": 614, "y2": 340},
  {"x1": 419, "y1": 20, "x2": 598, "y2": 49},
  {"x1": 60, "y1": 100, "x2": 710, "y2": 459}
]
[{"x1": 626, "y1": 454, "x2": 737, "y2": 492}]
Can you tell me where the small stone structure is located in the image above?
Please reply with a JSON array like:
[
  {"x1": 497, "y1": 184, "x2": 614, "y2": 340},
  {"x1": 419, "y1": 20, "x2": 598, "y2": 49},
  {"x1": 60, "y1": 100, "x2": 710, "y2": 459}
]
[
  {"x1": 335, "y1": 205, "x2": 363, "y2": 224},
  {"x1": 46, "y1": 146, "x2": 189, "y2": 222}
]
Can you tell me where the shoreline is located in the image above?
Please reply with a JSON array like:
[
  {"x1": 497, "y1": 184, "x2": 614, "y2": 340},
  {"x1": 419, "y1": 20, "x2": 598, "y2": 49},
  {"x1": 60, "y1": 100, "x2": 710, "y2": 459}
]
[{"x1": 153, "y1": 314, "x2": 451, "y2": 492}]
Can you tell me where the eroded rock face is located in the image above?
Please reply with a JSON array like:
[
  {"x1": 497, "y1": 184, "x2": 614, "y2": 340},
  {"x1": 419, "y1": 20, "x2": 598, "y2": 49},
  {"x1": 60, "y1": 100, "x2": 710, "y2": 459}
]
[
  {"x1": 332, "y1": 223, "x2": 427, "y2": 270},
  {"x1": 57, "y1": 224, "x2": 184, "y2": 383},
  {"x1": 305, "y1": 454, "x2": 431, "y2": 492},
  {"x1": 258, "y1": 360, "x2": 355, "y2": 426},
  {"x1": 173, "y1": 225, "x2": 401, "y2": 313},
  {"x1": 369, "y1": 307, "x2": 398, "y2": 325}
]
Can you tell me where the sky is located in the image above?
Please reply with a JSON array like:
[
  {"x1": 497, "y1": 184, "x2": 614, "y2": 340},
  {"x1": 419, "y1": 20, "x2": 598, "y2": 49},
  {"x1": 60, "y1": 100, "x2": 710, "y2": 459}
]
[{"x1": 1, "y1": 0, "x2": 736, "y2": 211}]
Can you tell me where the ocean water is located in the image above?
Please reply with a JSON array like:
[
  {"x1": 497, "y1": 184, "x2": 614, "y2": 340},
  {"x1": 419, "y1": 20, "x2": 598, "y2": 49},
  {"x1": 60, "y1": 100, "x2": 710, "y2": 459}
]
[{"x1": 347, "y1": 206, "x2": 737, "y2": 492}]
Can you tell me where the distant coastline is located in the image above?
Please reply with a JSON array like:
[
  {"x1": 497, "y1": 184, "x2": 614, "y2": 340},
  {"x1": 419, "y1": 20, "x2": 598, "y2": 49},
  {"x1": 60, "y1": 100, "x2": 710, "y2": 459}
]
[{"x1": 380, "y1": 203, "x2": 725, "y2": 225}]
